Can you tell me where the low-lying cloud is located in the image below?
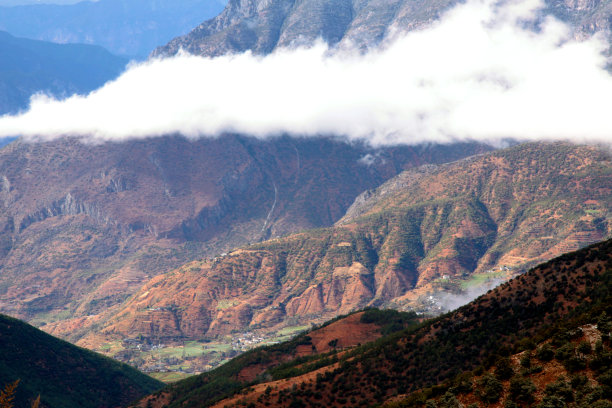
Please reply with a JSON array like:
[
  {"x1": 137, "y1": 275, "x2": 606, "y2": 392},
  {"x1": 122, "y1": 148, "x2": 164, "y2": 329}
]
[
  {"x1": 1, "y1": 0, "x2": 612, "y2": 145},
  {"x1": 436, "y1": 278, "x2": 506, "y2": 312}
]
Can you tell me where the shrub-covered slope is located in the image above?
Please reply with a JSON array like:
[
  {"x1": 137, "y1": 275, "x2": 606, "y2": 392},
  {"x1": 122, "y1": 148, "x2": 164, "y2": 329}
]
[
  {"x1": 0, "y1": 314, "x2": 162, "y2": 408},
  {"x1": 386, "y1": 320, "x2": 612, "y2": 408},
  {"x1": 150, "y1": 237, "x2": 612, "y2": 407}
]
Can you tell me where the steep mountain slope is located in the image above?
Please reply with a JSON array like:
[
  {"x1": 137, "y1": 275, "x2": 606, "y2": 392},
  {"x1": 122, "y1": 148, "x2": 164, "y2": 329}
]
[
  {"x1": 152, "y1": 0, "x2": 456, "y2": 57},
  {"x1": 386, "y1": 322, "x2": 612, "y2": 407},
  {"x1": 95, "y1": 143, "x2": 611, "y2": 349},
  {"x1": 0, "y1": 30, "x2": 126, "y2": 114},
  {"x1": 0, "y1": 313, "x2": 162, "y2": 408},
  {"x1": 0, "y1": 0, "x2": 226, "y2": 58},
  {"x1": 144, "y1": 236, "x2": 612, "y2": 408},
  {"x1": 153, "y1": 0, "x2": 612, "y2": 58},
  {"x1": 0, "y1": 135, "x2": 485, "y2": 333}
]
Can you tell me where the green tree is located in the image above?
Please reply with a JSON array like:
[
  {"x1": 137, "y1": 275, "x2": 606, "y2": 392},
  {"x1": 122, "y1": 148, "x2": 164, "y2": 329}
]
[
  {"x1": 577, "y1": 341, "x2": 592, "y2": 356},
  {"x1": 537, "y1": 344, "x2": 555, "y2": 361},
  {"x1": 495, "y1": 357, "x2": 514, "y2": 380},
  {"x1": 545, "y1": 378, "x2": 574, "y2": 403},
  {"x1": 520, "y1": 352, "x2": 532, "y2": 369},
  {"x1": 439, "y1": 392, "x2": 461, "y2": 408},
  {"x1": 597, "y1": 312, "x2": 611, "y2": 336},
  {"x1": 537, "y1": 395, "x2": 566, "y2": 408},
  {"x1": 478, "y1": 374, "x2": 503, "y2": 403},
  {"x1": 509, "y1": 376, "x2": 536, "y2": 404}
]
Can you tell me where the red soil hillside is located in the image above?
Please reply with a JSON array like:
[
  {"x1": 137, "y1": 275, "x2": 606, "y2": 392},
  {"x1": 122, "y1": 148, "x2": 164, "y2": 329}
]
[
  {"x1": 387, "y1": 324, "x2": 610, "y2": 408},
  {"x1": 135, "y1": 309, "x2": 418, "y2": 408},
  {"x1": 160, "y1": 237, "x2": 612, "y2": 408},
  {"x1": 90, "y1": 143, "x2": 611, "y2": 349},
  {"x1": 0, "y1": 135, "x2": 484, "y2": 335}
]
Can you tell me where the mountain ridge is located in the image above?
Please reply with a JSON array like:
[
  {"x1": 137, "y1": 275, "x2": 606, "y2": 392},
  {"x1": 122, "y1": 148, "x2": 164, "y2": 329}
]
[
  {"x1": 0, "y1": 30, "x2": 126, "y2": 114},
  {"x1": 0, "y1": 0, "x2": 227, "y2": 58},
  {"x1": 134, "y1": 236, "x2": 612, "y2": 408},
  {"x1": 78, "y1": 142, "x2": 611, "y2": 374},
  {"x1": 153, "y1": 0, "x2": 612, "y2": 58},
  {"x1": 0, "y1": 135, "x2": 488, "y2": 340},
  {"x1": 0, "y1": 313, "x2": 162, "y2": 408}
]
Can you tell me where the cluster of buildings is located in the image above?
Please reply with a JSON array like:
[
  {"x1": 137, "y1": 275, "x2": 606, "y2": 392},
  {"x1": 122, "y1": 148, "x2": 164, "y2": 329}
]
[
  {"x1": 121, "y1": 337, "x2": 165, "y2": 352},
  {"x1": 231, "y1": 332, "x2": 265, "y2": 351}
]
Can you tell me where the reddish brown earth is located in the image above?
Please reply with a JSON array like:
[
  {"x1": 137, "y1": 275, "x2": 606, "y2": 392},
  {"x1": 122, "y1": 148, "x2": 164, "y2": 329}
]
[
  {"x1": 134, "y1": 311, "x2": 387, "y2": 408},
  {"x1": 88, "y1": 143, "x2": 611, "y2": 348},
  {"x1": 237, "y1": 312, "x2": 381, "y2": 382},
  {"x1": 297, "y1": 312, "x2": 381, "y2": 355},
  {"x1": 140, "y1": 238, "x2": 612, "y2": 408},
  {"x1": 0, "y1": 135, "x2": 484, "y2": 337},
  {"x1": 418, "y1": 325, "x2": 606, "y2": 408}
]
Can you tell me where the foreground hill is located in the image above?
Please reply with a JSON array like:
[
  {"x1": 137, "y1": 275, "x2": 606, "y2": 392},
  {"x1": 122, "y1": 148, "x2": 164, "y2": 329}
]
[
  {"x1": 0, "y1": 136, "x2": 484, "y2": 335},
  {"x1": 0, "y1": 30, "x2": 126, "y2": 114},
  {"x1": 0, "y1": 313, "x2": 162, "y2": 408},
  {"x1": 96, "y1": 142, "x2": 610, "y2": 350},
  {"x1": 136, "y1": 309, "x2": 418, "y2": 407},
  {"x1": 154, "y1": 0, "x2": 612, "y2": 57},
  {"x1": 142, "y1": 237, "x2": 612, "y2": 408},
  {"x1": 387, "y1": 321, "x2": 612, "y2": 407},
  {"x1": 0, "y1": 0, "x2": 226, "y2": 58}
]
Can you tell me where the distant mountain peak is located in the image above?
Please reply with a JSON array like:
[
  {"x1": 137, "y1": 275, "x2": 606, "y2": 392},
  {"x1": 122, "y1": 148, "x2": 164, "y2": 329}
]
[
  {"x1": 153, "y1": 0, "x2": 612, "y2": 58},
  {"x1": 0, "y1": 0, "x2": 227, "y2": 57}
]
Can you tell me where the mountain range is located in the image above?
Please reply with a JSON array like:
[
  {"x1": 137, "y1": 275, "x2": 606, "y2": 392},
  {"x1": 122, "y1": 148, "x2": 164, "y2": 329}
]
[
  {"x1": 133, "y1": 234, "x2": 612, "y2": 408},
  {"x1": 0, "y1": 30, "x2": 126, "y2": 114},
  {"x1": 153, "y1": 0, "x2": 612, "y2": 58},
  {"x1": 0, "y1": 0, "x2": 226, "y2": 58},
  {"x1": 0, "y1": 0, "x2": 609, "y2": 397},
  {"x1": 56, "y1": 142, "x2": 611, "y2": 374},
  {"x1": 0, "y1": 199, "x2": 607, "y2": 407},
  {"x1": 0, "y1": 136, "x2": 488, "y2": 342}
]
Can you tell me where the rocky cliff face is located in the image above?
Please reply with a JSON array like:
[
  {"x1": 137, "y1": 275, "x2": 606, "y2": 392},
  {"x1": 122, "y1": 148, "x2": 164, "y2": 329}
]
[
  {"x1": 0, "y1": 135, "x2": 486, "y2": 330},
  {"x1": 91, "y1": 143, "x2": 611, "y2": 345},
  {"x1": 152, "y1": 0, "x2": 455, "y2": 57},
  {"x1": 153, "y1": 0, "x2": 612, "y2": 58}
]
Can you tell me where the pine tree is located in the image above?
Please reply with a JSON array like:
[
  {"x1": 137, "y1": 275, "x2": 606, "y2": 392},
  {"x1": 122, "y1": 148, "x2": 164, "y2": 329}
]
[{"x1": 0, "y1": 380, "x2": 19, "y2": 408}]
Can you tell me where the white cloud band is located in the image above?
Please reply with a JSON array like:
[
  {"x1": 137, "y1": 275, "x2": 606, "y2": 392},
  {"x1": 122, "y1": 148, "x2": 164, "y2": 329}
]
[{"x1": 1, "y1": 0, "x2": 611, "y2": 146}]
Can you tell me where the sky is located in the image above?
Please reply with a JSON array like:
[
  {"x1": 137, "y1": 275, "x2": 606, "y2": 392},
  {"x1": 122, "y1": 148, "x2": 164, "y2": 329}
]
[
  {"x1": 0, "y1": 0, "x2": 86, "y2": 5},
  {"x1": 0, "y1": 0, "x2": 611, "y2": 146}
]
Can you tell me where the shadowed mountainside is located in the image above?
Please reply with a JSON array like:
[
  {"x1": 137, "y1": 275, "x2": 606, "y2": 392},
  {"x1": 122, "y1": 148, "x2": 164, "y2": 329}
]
[
  {"x1": 0, "y1": 30, "x2": 127, "y2": 115},
  {"x1": 0, "y1": 313, "x2": 162, "y2": 408}
]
